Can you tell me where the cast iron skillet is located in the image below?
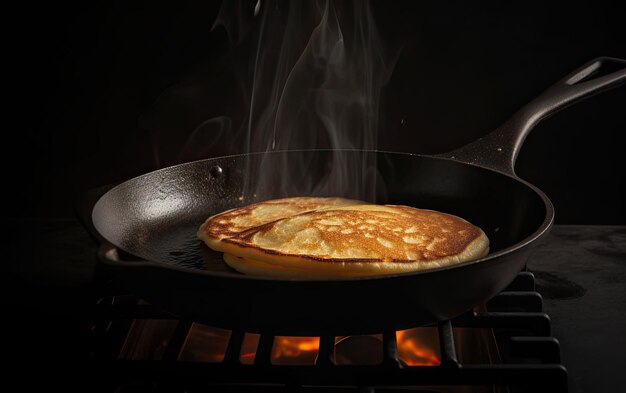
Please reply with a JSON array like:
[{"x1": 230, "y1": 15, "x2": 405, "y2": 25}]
[{"x1": 92, "y1": 57, "x2": 625, "y2": 335}]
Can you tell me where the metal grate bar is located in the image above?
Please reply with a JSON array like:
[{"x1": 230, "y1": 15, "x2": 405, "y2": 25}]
[
  {"x1": 163, "y1": 320, "x2": 193, "y2": 361},
  {"x1": 488, "y1": 291, "x2": 543, "y2": 312},
  {"x1": 254, "y1": 334, "x2": 274, "y2": 366},
  {"x1": 98, "y1": 361, "x2": 568, "y2": 391},
  {"x1": 317, "y1": 335, "x2": 335, "y2": 367},
  {"x1": 509, "y1": 336, "x2": 562, "y2": 363},
  {"x1": 382, "y1": 331, "x2": 400, "y2": 367},
  {"x1": 453, "y1": 312, "x2": 551, "y2": 335},
  {"x1": 223, "y1": 329, "x2": 245, "y2": 364},
  {"x1": 437, "y1": 320, "x2": 459, "y2": 368}
]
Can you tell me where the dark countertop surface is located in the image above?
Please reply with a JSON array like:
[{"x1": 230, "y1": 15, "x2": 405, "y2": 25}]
[
  {"x1": 1, "y1": 220, "x2": 624, "y2": 392},
  {"x1": 526, "y1": 226, "x2": 626, "y2": 393}
]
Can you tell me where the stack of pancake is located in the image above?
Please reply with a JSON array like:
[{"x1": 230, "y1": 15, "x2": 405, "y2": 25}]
[{"x1": 197, "y1": 197, "x2": 489, "y2": 278}]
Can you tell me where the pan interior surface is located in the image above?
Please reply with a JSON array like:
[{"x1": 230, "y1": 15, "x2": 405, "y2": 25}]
[{"x1": 92, "y1": 150, "x2": 548, "y2": 277}]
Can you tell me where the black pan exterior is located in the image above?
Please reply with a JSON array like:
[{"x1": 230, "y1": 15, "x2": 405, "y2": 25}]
[{"x1": 93, "y1": 150, "x2": 551, "y2": 335}]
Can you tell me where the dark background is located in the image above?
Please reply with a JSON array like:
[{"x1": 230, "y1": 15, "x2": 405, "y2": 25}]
[
  {"x1": 1, "y1": 2, "x2": 625, "y2": 389},
  {"x1": 7, "y1": 0, "x2": 626, "y2": 223}
]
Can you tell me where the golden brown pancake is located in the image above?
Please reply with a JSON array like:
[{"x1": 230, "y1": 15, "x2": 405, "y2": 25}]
[
  {"x1": 197, "y1": 196, "x2": 364, "y2": 252},
  {"x1": 219, "y1": 204, "x2": 489, "y2": 278}
]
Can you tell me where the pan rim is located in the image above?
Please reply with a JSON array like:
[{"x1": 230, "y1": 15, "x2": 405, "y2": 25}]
[{"x1": 93, "y1": 149, "x2": 554, "y2": 282}]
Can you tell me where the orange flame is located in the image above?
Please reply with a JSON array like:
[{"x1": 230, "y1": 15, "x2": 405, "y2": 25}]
[
  {"x1": 170, "y1": 326, "x2": 441, "y2": 366},
  {"x1": 178, "y1": 324, "x2": 231, "y2": 362},
  {"x1": 396, "y1": 328, "x2": 441, "y2": 366},
  {"x1": 271, "y1": 336, "x2": 320, "y2": 365}
]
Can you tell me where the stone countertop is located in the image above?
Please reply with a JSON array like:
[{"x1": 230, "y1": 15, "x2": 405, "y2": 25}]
[
  {"x1": 1, "y1": 220, "x2": 624, "y2": 392},
  {"x1": 527, "y1": 225, "x2": 626, "y2": 393}
]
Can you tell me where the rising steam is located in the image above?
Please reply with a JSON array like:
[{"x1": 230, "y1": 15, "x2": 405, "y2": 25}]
[
  {"x1": 141, "y1": 0, "x2": 396, "y2": 202},
  {"x1": 243, "y1": 0, "x2": 395, "y2": 201}
]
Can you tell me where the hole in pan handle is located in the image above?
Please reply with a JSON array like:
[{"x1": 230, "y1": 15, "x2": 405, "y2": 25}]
[{"x1": 437, "y1": 57, "x2": 626, "y2": 175}]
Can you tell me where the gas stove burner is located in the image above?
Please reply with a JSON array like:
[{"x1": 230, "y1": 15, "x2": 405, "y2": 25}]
[{"x1": 88, "y1": 270, "x2": 567, "y2": 392}]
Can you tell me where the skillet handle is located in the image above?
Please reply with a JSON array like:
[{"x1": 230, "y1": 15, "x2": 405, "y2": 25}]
[{"x1": 437, "y1": 57, "x2": 626, "y2": 175}]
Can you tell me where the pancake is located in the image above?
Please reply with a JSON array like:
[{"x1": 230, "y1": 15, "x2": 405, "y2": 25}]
[
  {"x1": 197, "y1": 196, "x2": 364, "y2": 252},
  {"x1": 220, "y1": 204, "x2": 489, "y2": 278}
]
